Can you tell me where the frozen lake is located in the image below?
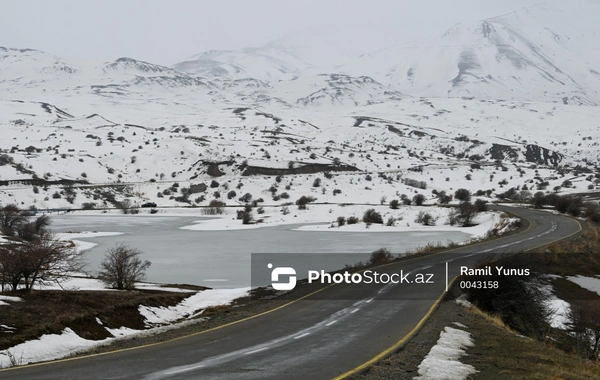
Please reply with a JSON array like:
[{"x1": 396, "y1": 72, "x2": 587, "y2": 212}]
[{"x1": 49, "y1": 215, "x2": 472, "y2": 288}]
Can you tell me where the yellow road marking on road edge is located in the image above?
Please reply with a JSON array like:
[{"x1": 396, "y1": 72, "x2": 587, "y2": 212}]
[
  {"x1": 331, "y1": 277, "x2": 458, "y2": 380},
  {"x1": 331, "y1": 213, "x2": 584, "y2": 380},
  {"x1": 0, "y1": 285, "x2": 332, "y2": 372}
]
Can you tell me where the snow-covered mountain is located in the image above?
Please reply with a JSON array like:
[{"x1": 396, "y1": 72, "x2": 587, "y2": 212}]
[
  {"x1": 1, "y1": 1, "x2": 600, "y2": 210},
  {"x1": 341, "y1": 0, "x2": 600, "y2": 105},
  {"x1": 4, "y1": 1, "x2": 600, "y2": 108},
  {"x1": 0, "y1": 46, "x2": 402, "y2": 110},
  {"x1": 170, "y1": 0, "x2": 600, "y2": 105}
]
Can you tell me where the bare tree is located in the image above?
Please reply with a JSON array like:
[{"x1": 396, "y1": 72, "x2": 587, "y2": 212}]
[
  {"x1": 457, "y1": 201, "x2": 478, "y2": 227},
  {"x1": 415, "y1": 211, "x2": 436, "y2": 226},
  {"x1": 202, "y1": 200, "x2": 225, "y2": 215},
  {"x1": 117, "y1": 199, "x2": 133, "y2": 214},
  {"x1": 0, "y1": 204, "x2": 28, "y2": 236},
  {"x1": 98, "y1": 244, "x2": 151, "y2": 290},
  {"x1": 16, "y1": 214, "x2": 51, "y2": 242},
  {"x1": 0, "y1": 246, "x2": 21, "y2": 291},
  {"x1": 0, "y1": 233, "x2": 84, "y2": 292}
]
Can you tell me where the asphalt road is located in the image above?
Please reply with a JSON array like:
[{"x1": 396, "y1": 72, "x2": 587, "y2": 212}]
[{"x1": 0, "y1": 206, "x2": 582, "y2": 380}]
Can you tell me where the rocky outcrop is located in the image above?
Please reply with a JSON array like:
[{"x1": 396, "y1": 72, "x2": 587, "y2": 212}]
[
  {"x1": 487, "y1": 144, "x2": 519, "y2": 160},
  {"x1": 524, "y1": 144, "x2": 563, "y2": 166}
]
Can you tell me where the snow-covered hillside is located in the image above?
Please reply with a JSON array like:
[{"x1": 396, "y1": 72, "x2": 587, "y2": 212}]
[{"x1": 0, "y1": 0, "x2": 599, "y2": 210}]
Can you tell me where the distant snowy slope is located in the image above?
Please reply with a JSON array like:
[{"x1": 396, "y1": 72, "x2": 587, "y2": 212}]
[
  {"x1": 172, "y1": 30, "x2": 353, "y2": 81},
  {"x1": 172, "y1": 46, "x2": 314, "y2": 81},
  {"x1": 271, "y1": 73, "x2": 404, "y2": 108},
  {"x1": 0, "y1": 46, "x2": 83, "y2": 93},
  {"x1": 341, "y1": 0, "x2": 600, "y2": 105}
]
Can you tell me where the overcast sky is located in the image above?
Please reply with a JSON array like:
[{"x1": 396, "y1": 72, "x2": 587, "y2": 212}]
[{"x1": 2, "y1": 0, "x2": 544, "y2": 65}]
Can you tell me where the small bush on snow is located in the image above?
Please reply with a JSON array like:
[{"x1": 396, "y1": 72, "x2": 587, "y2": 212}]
[{"x1": 363, "y1": 209, "x2": 383, "y2": 224}]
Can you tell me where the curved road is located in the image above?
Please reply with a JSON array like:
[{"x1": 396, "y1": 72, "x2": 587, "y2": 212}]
[{"x1": 0, "y1": 206, "x2": 582, "y2": 380}]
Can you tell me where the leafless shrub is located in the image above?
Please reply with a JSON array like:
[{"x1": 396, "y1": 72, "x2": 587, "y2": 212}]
[
  {"x1": 347, "y1": 216, "x2": 359, "y2": 225},
  {"x1": 363, "y1": 209, "x2": 383, "y2": 224},
  {"x1": 98, "y1": 244, "x2": 151, "y2": 290},
  {"x1": 369, "y1": 248, "x2": 393, "y2": 264},
  {"x1": 202, "y1": 200, "x2": 225, "y2": 215},
  {"x1": 415, "y1": 211, "x2": 435, "y2": 226},
  {"x1": 296, "y1": 195, "x2": 316, "y2": 210},
  {"x1": 117, "y1": 199, "x2": 133, "y2": 214}
]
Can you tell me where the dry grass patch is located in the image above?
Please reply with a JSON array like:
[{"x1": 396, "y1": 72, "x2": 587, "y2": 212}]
[{"x1": 0, "y1": 289, "x2": 190, "y2": 350}]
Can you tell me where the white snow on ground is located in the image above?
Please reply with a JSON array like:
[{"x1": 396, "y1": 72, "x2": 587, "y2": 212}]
[
  {"x1": 133, "y1": 283, "x2": 196, "y2": 293},
  {"x1": 415, "y1": 326, "x2": 477, "y2": 379},
  {"x1": 54, "y1": 231, "x2": 124, "y2": 253},
  {"x1": 541, "y1": 275, "x2": 600, "y2": 330},
  {"x1": 179, "y1": 204, "x2": 516, "y2": 242},
  {"x1": 567, "y1": 275, "x2": 600, "y2": 296},
  {"x1": 35, "y1": 275, "x2": 198, "y2": 292},
  {"x1": 104, "y1": 326, "x2": 139, "y2": 338},
  {"x1": 295, "y1": 209, "x2": 503, "y2": 238},
  {"x1": 69, "y1": 240, "x2": 97, "y2": 252},
  {"x1": 35, "y1": 276, "x2": 112, "y2": 291},
  {"x1": 0, "y1": 295, "x2": 24, "y2": 302},
  {"x1": 547, "y1": 298, "x2": 571, "y2": 330},
  {"x1": 139, "y1": 287, "x2": 250, "y2": 326},
  {"x1": 0, "y1": 288, "x2": 249, "y2": 368},
  {"x1": 541, "y1": 283, "x2": 571, "y2": 330},
  {"x1": 0, "y1": 328, "x2": 109, "y2": 367},
  {"x1": 455, "y1": 294, "x2": 472, "y2": 308}
]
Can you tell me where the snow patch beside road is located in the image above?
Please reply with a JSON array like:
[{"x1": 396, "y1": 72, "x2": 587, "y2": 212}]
[
  {"x1": 0, "y1": 328, "x2": 108, "y2": 368},
  {"x1": 0, "y1": 288, "x2": 249, "y2": 368},
  {"x1": 415, "y1": 326, "x2": 477, "y2": 380},
  {"x1": 139, "y1": 287, "x2": 250, "y2": 326}
]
